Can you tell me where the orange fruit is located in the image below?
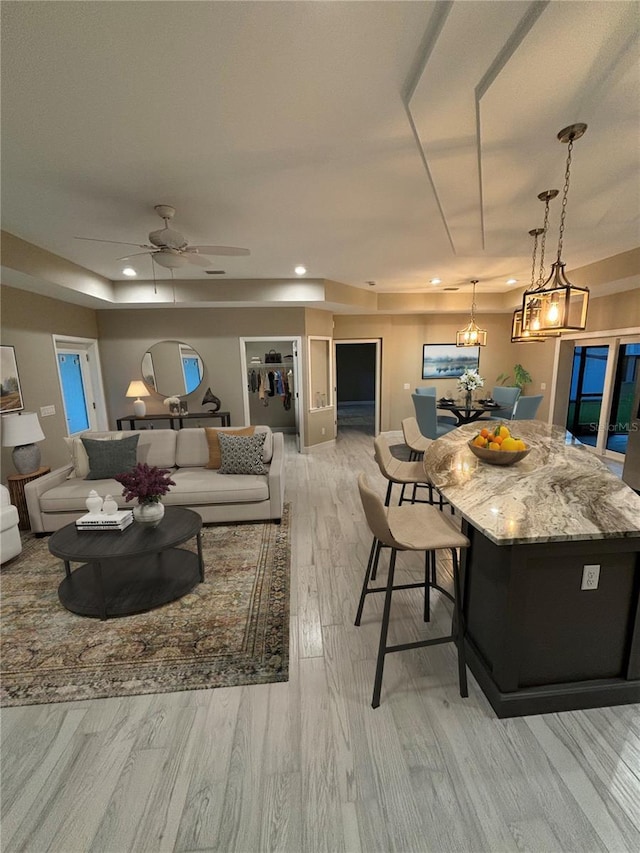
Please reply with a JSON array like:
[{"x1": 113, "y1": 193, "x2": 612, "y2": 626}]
[
  {"x1": 493, "y1": 435, "x2": 504, "y2": 445},
  {"x1": 489, "y1": 441, "x2": 501, "y2": 451},
  {"x1": 480, "y1": 428, "x2": 490, "y2": 439}
]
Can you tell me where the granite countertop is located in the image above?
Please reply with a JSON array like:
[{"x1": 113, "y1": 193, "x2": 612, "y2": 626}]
[{"x1": 423, "y1": 420, "x2": 640, "y2": 546}]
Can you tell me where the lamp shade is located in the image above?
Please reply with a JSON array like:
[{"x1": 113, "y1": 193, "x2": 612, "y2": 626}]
[
  {"x1": 1, "y1": 411, "x2": 45, "y2": 446},
  {"x1": 125, "y1": 380, "x2": 149, "y2": 398}
]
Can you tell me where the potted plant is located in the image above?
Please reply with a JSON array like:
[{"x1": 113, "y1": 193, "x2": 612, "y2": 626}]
[
  {"x1": 496, "y1": 363, "x2": 532, "y2": 392},
  {"x1": 115, "y1": 463, "x2": 175, "y2": 527}
]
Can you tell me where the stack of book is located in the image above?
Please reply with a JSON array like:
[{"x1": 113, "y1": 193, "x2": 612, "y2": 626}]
[{"x1": 75, "y1": 510, "x2": 134, "y2": 532}]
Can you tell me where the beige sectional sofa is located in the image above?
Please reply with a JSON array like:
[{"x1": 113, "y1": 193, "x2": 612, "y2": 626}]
[{"x1": 25, "y1": 426, "x2": 285, "y2": 533}]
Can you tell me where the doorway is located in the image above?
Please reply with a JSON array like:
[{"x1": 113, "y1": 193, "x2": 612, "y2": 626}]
[
  {"x1": 334, "y1": 340, "x2": 381, "y2": 436},
  {"x1": 53, "y1": 335, "x2": 108, "y2": 434}
]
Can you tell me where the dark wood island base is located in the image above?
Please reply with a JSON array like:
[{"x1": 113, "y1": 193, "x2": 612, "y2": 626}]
[{"x1": 462, "y1": 524, "x2": 640, "y2": 717}]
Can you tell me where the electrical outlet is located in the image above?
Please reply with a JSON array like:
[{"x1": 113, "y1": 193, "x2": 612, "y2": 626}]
[
  {"x1": 540, "y1": 382, "x2": 547, "y2": 391},
  {"x1": 321, "y1": 427, "x2": 326, "y2": 435},
  {"x1": 40, "y1": 405, "x2": 56, "y2": 416},
  {"x1": 581, "y1": 564, "x2": 600, "y2": 590},
  {"x1": 403, "y1": 383, "x2": 410, "y2": 390}
]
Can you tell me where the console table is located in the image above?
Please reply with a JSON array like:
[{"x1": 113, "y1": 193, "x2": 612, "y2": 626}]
[{"x1": 116, "y1": 411, "x2": 230, "y2": 430}]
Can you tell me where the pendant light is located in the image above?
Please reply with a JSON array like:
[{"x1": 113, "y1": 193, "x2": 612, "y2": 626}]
[
  {"x1": 522, "y1": 124, "x2": 590, "y2": 334},
  {"x1": 456, "y1": 279, "x2": 487, "y2": 347},
  {"x1": 511, "y1": 228, "x2": 547, "y2": 342},
  {"x1": 519, "y1": 189, "x2": 561, "y2": 339}
]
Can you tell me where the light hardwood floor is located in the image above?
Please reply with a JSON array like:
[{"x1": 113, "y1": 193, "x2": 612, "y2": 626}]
[{"x1": 1, "y1": 429, "x2": 639, "y2": 853}]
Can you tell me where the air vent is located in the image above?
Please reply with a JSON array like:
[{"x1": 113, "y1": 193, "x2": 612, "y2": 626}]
[
  {"x1": 366, "y1": 280, "x2": 376, "y2": 286},
  {"x1": 444, "y1": 287, "x2": 459, "y2": 291},
  {"x1": 205, "y1": 270, "x2": 226, "y2": 275}
]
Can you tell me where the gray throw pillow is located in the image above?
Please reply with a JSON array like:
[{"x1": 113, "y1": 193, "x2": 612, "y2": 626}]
[
  {"x1": 81, "y1": 434, "x2": 140, "y2": 480},
  {"x1": 218, "y1": 432, "x2": 267, "y2": 475}
]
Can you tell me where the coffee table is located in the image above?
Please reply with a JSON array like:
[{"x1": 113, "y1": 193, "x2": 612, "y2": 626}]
[{"x1": 49, "y1": 507, "x2": 204, "y2": 620}]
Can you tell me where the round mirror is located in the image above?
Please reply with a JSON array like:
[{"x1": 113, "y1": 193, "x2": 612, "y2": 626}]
[{"x1": 142, "y1": 340, "x2": 205, "y2": 397}]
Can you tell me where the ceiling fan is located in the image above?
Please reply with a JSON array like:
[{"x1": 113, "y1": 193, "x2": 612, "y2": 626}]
[{"x1": 75, "y1": 204, "x2": 250, "y2": 269}]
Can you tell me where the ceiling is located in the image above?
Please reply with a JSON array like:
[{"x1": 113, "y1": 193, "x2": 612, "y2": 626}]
[{"x1": 1, "y1": 0, "x2": 639, "y2": 309}]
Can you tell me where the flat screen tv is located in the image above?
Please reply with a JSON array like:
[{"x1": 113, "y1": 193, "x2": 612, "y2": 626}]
[{"x1": 422, "y1": 343, "x2": 480, "y2": 379}]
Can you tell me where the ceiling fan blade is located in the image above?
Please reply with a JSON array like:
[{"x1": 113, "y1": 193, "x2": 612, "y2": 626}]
[
  {"x1": 74, "y1": 236, "x2": 152, "y2": 248},
  {"x1": 116, "y1": 251, "x2": 154, "y2": 260},
  {"x1": 188, "y1": 245, "x2": 250, "y2": 256},
  {"x1": 185, "y1": 253, "x2": 213, "y2": 267}
]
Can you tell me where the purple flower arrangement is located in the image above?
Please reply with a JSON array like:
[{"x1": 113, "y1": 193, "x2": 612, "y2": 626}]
[{"x1": 115, "y1": 463, "x2": 175, "y2": 505}]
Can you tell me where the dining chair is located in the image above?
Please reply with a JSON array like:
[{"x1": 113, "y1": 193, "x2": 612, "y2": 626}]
[
  {"x1": 487, "y1": 386, "x2": 521, "y2": 420},
  {"x1": 354, "y1": 472, "x2": 470, "y2": 707},
  {"x1": 414, "y1": 386, "x2": 436, "y2": 395},
  {"x1": 412, "y1": 393, "x2": 457, "y2": 439},
  {"x1": 512, "y1": 394, "x2": 543, "y2": 420}
]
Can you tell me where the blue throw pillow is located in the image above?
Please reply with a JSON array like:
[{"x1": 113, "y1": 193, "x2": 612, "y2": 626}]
[{"x1": 81, "y1": 434, "x2": 140, "y2": 480}]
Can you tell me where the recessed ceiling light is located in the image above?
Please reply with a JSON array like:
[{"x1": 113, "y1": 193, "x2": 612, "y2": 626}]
[
  {"x1": 294, "y1": 265, "x2": 306, "y2": 276},
  {"x1": 430, "y1": 278, "x2": 441, "y2": 285},
  {"x1": 506, "y1": 278, "x2": 518, "y2": 285},
  {"x1": 122, "y1": 267, "x2": 137, "y2": 277}
]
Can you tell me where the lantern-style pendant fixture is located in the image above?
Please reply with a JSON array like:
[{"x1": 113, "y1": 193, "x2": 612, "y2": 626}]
[
  {"x1": 522, "y1": 124, "x2": 590, "y2": 334},
  {"x1": 456, "y1": 279, "x2": 487, "y2": 347},
  {"x1": 511, "y1": 228, "x2": 547, "y2": 342}
]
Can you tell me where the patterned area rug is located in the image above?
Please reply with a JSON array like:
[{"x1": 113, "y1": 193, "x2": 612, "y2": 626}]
[{"x1": 1, "y1": 506, "x2": 290, "y2": 707}]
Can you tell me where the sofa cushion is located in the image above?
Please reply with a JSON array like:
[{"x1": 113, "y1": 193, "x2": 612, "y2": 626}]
[
  {"x1": 81, "y1": 435, "x2": 140, "y2": 480},
  {"x1": 175, "y1": 426, "x2": 273, "y2": 468},
  {"x1": 66, "y1": 430, "x2": 178, "y2": 477},
  {"x1": 218, "y1": 432, "x2": 267, "y2": 475},
  {"x1": 204, "y1": 426, "x2": 255, "y2": 469},
  {"x1": 39, "y1": 478, "x2": 131, "y2": 512},
  {"x1": 165, "y1": 469, "x2": 269, "y2": 505}
]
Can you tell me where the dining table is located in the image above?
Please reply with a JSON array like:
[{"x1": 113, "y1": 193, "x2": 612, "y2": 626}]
[
  {"x1": 423, "y1": 420, "x2": 640, "y2": 717},
  {"x1": 436, "y1": 399, "x2": 505, "y2": 425}
]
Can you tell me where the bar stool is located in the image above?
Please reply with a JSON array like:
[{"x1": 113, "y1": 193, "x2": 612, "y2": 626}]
[
  {"x1": 401, "y1": 417, "x2": 431, "y2": 461},
  {"x1": 355, "y1": 473, "x2": 470, "y2": 708},
  {"x1": 373, "y1": 434, "x2": 434, "y2": 506}
]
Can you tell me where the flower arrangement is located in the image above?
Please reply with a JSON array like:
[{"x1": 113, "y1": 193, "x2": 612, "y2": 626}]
[
  {"x1": 114, "y1": 463, "x2": 175, "y2": 505},
  {"x1": 457, "y1": 368, "x2": 484, "y2": 393}
]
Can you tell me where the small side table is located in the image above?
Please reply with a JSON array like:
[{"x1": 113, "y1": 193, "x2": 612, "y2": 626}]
[{"x1": 7, "y1": 467, "x2": 51, "y2": 530}]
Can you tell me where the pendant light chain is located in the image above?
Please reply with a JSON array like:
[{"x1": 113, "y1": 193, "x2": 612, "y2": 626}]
[
  {"x1": 538, "y1": 195, "x2": 552, "y2": 285},
  {"x1": 556, "y1": 136, "x2": 574, "y2": 263},
  {"x1": 530, "y1": 231, "x2": 539, "y2": 290}
]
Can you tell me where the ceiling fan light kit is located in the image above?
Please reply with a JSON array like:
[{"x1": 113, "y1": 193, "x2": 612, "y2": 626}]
[
  {"x1": 456, "y1": 279, "x2": 487, "y2": 347},
  {"x1": 522, "y1": 124, "x2": 590, "y2": 335}
]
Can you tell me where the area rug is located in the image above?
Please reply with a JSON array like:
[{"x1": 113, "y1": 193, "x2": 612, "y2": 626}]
[{"x1": 0, "y1": 506, "x2": 290, "y2": 707}]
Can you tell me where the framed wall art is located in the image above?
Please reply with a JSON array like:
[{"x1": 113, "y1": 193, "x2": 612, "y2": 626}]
[
  {"x1": 422, "y1": 343, "x2": 480, "y2": 379},
  {"x1": 0, "y1": 345, "x2": 25, "y2": 413}
]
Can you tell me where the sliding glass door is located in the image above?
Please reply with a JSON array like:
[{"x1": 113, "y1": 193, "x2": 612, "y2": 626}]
[{"x1": 566, "y1": 337, "x2": 640, "y2": 458}]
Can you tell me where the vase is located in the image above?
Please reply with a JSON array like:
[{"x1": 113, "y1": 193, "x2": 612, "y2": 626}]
[
  {"x1": 465, "y1": 391, "x2": 473, "y2": 409},
  {"x1": 102, "y1": 495, "x2": 119, "y2": 515},
  {"x1": 85, "y1": 490, "x2": 104, "y2": 515},
  {"x1": 133, "y1": 501, "x2": 165, "y2": 528}
]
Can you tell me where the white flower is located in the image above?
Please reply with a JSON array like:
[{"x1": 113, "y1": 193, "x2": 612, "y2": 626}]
[
  {"x1": 457, "y1": 369, "x2": 485, "y2": 392},
  {"x1": 163, "y1": 396, "x2": 181, "y2": 405}
]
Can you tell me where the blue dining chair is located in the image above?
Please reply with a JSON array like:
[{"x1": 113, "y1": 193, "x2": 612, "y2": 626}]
[
  {"x1": 414, "y1": 386, "x2": 437, "y2": 395},
  {"x1": 512, "y1": 394, "x2": 543, "y2": 420},
  {"x1": 487, "y1": 386, "x2": 521, "y2": 420},
  {"x1": 412, "y1": 393, "x2": 457, "y2": 439}
]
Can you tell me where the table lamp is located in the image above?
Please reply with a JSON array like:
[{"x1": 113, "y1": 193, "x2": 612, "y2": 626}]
[
  {"x1": 1, "y1": 411, "x2": 46, "y2": 474},
  {"x1": 126, "y1": 380, "x2": 150, "y2": 417}
]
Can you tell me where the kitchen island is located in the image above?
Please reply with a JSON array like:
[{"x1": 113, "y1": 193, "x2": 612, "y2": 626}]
[{"x1": 424, "y1": 420, "x2": 640, "y2": 717}]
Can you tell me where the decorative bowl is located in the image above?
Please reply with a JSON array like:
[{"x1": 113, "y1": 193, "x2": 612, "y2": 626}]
[{"x1": 467, "y1": 440, "x2": 531, "y2": 466}]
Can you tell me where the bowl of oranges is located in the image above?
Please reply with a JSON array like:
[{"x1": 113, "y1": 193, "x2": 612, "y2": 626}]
[{"x1": 467, "y1": 424, "x2": 530, "y2": 466}]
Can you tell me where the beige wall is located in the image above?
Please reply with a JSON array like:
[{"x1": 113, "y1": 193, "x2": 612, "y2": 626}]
[
  {"x1": 96, "y1": 307, "x2": 307, "y2": 430},
  {"x1": 1, "y1": 285, "x2": 99, "y2": 475},
  {"x1": 333, "y1": 312, "x2": 557, "y2": 430},
  {"x1": 585, "y1": 290, "x2": 640, "y2": 333}
]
